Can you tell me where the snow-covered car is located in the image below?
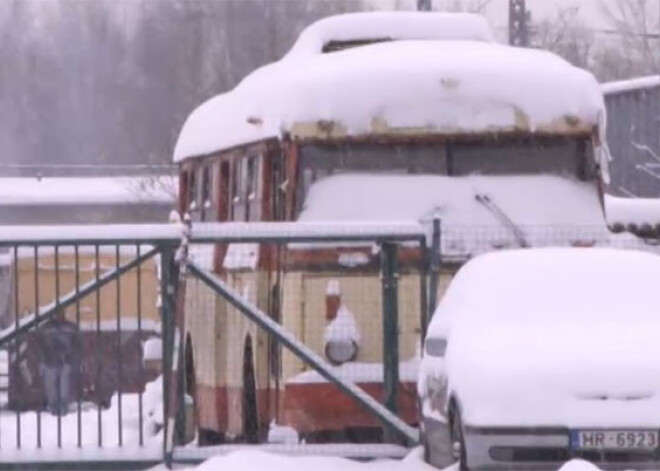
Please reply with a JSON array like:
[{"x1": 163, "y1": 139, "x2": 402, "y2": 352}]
[{"x1": 419, "y1": 248, "x2": 660, "y2": 470}]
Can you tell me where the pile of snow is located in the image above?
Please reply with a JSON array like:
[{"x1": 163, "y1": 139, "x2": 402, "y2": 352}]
[
  {"x1": 324, "y1": 305, "x2": 361, "y2": 345},
  {"x1": 604, "y1": 193, "x2": 660, "y2": 227},
  {"x1": 285, "y1": 11, "x2": 493, "y2": 59},
  {"x1": 428, "y1": 248, "x2": 660, "y2": 428},
  {"x1": 0, "y1": 375, "x2": 163, "y2": 449},
  {"x1": 223, "y1": 243, "x2": 260, "y2": 270},
  {"x1": 296, "y1": 174, "x2": 634, "y2": 258},
  {"x1": 267, "y1": 422, "x2": 300, "y2": 445},
  {"x1": 191, "y1": 447, "x2": 435, "y2": 471},
  {"x1": 0, "y1": 177, "x2": 175, "y2": 205},
  {"x1": 174, "y1": 13, "x2": 603, "y2": 162},
  {"x1": 143, "y1": 337, "x2": 162, "y2": 362},
  {"x1": 558, "y1": 460, "x2": 603, "y2": 471},
  {"x1": 288, "y1": 358, "x2": 419, "y2": 385},
  {"x1": 0, "y1": 249, "x2": 11, "y2": 266},
  {"x1": 160, "y1": 449, "x2": 599, "y2": 471}
]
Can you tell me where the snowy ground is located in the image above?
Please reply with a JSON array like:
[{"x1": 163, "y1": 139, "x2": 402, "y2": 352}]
[
  {"x1": 146, "y1": 449, "x2": 605, "y2": 471},
  {"x1": 0, "y1": 376, "x2": 163, "y2": 455}
]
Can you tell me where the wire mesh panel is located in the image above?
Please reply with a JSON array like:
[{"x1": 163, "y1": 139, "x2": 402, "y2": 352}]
[
  {"x1": 180, "y1": 221, "x2": 660, "y2": 458},
  {"x1": 605, "y1": 83, "x2": 660, "y2": 198},
  {"x1": 0, "y1": 241, "x2": 165, "y2": 462},
  {"x1": 181, "y1": 223, "x2": 426, "y2": 453}
]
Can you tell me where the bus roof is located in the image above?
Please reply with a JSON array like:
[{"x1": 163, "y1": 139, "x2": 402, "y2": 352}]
[{"x1": 174, "y1": 13, "x2": 604, "y2": 163}]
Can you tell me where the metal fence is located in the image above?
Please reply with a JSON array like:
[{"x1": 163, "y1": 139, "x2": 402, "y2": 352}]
[
  {"x1": 604, "y1": 77, "x2": 660, "y2": 198},
  {"x1": 0, "y1": 226, "x2": 180, "y2": 469},
  {"x1": 171, "y1": 222, "x2": 426, "y2": 464},
  {"x1": 1, "y1": 221, "x2": 659, "y2": 469},
  {"x1": 0, "y1": 222, "x2": 429, "y2": 468}
]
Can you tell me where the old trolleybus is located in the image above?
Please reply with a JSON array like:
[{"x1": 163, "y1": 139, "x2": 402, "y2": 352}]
[{"x1": 173, "y1": 12, "x2": 611, "y2": 444}]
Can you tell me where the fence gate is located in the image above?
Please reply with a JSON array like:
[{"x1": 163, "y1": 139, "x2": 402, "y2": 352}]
[
  {"x1": 0, "y1": 224, "x2": 181, "y2": 470},
  {"x1": 0, "y1": 222, "x2": 430, "y2": 469},
  {"x1": 167, "y1": 221, "x2": 427, "y2": 466}
]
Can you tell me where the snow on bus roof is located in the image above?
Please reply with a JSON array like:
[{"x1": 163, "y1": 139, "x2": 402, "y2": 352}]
[
  {"x1": 0, "y1": 177, "x2": 175, "y2": 205},
  {"x1": 174, "y1": 13, "x2": 603, "y2": 163},
  {"x1": 284, "y1": 11, "x2": 493, "y2": 58}
]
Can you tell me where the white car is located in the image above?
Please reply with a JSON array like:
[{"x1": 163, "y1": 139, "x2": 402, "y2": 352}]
[{"x1": 419, "y1": 248, "x2": 660, "y2": 470}]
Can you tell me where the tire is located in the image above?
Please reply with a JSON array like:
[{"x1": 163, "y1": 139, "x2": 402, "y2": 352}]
[
  {"x1": 421, "y1": 417, "x2": 454, "y2": 469},
  {"x1": 450, "y1": 405, "x2": 468, "y2": 471}
]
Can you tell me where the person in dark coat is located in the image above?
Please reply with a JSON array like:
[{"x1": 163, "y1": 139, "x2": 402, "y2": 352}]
[{"x1": 37, "y1": 310, "x2": 80, "y2": 416}]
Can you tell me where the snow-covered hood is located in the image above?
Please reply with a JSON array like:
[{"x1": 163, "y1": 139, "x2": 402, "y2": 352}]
[
  {"x1": 174, "y1": 39, "x2": 603, "y2": 162},
  {"x1": 449, "y1": 322, "x2": 660, "y2": 428},
  {"x1": 426, "y1": 249, "x2": 660, "y2": 428}
]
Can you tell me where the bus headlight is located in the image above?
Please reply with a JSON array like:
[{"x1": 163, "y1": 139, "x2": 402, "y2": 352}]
[{"x1": 325, "y1": 339, "x2": 359, "y2": 365}]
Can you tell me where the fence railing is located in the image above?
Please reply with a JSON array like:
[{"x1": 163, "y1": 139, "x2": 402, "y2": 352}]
[
  {"x1": 0, "y1": 225, "x2": 181, "y2": 469},
  {"x1": 0, "y1": 221, "x2": 658, "y2": 468}
]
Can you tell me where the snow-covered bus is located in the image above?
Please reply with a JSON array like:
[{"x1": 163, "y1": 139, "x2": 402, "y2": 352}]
[{"x1": 174, "y1": 12, "x2": 612, "y2": 444}]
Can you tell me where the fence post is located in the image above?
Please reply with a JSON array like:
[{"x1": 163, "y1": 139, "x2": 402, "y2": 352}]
[
  {"x1": 380, "y1": 242, "x2": 399, "y2": 426},
  {"x1": 428, "y1": 217, "x2": 441, "y2": 323},
  {"x1": 419, "y1": 235, "x2": 429, "y2": 345},
  {"x1": 161, "y1": 246, "x2": 177, "y2": 468}
]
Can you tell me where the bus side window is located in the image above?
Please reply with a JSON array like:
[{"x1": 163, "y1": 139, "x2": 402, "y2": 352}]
[
  {"x1": 246, "y1": 155, "x2": 262, "y2": 221},
  {"x1": 179, "y1": 170, "x2": 189, "y2": 214},
  {"x1": 219, "y1": 161, "x2": 230, "y2": 221},
  {"x1": 201, "y1": 165, "x2": 212, "y2": 221},
  {"x1": 231, "y1": 157, "x2": 246, "y2": 222},
  {"x1": 187, "y1": 168, "x2": 196, "y2": 212},
  {"x1": 187, "y1": 166, "x2": 201, "y2": 221}
]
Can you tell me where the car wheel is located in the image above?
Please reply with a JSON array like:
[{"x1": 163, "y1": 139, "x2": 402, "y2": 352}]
[{"x1": 450, "y1": 406, "x2": 468, "y2": 471}]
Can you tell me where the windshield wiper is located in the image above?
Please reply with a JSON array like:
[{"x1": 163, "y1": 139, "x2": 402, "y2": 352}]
[{"x1": 474, "y1": 193, "x2": 529, "y2": 248}]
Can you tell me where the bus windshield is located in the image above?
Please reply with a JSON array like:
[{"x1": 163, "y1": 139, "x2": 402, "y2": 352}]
[{"x1": 296, "y1": 137, "x2": 594, "y2": 215}]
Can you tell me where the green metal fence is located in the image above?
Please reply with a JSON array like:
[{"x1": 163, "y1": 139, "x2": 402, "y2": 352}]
[
  {"x1": 0, "y1": 225, "x2": 180, "y2": 470},
  {"x1": 0, "y1": 221, "x2": 430, "y2": 469}
]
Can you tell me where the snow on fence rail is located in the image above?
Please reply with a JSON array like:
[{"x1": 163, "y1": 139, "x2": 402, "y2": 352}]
[
  {"x1": 0, "y1": 224, "x2": 183, "y2": 245},
  {"x1": 0, "y1": 221, "x2": 426, "y2": 246},
  {"x1": 190, "y1": 221, "x2": 427, "y2": 243},
  {"x1": 602, "y1": 75, "x2": 660, "y2": 96}
]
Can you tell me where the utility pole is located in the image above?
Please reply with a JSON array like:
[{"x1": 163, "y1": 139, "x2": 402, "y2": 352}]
[
  {"x1": 417, "y1": 0, "x2": 432, "y2": 11},
  {"x1": 508, "y1": 0, "x2": 529, "y2": 46}
]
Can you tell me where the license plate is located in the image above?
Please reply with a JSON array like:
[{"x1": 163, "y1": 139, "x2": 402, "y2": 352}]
[{"x1": 571, "y1": 430, "x2": 659, "y2": 450}]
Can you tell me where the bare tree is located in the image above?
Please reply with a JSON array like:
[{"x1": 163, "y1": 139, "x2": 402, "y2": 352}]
[
  {"x1": 432, "y1": 0, "x2": 492, "y2": 13},
  {"x1": 600, "y1": 0, "x2": 660, "y2": 76},
  {"x1": 531, "y1": 6, "x2": 594, "y2": 70}
]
